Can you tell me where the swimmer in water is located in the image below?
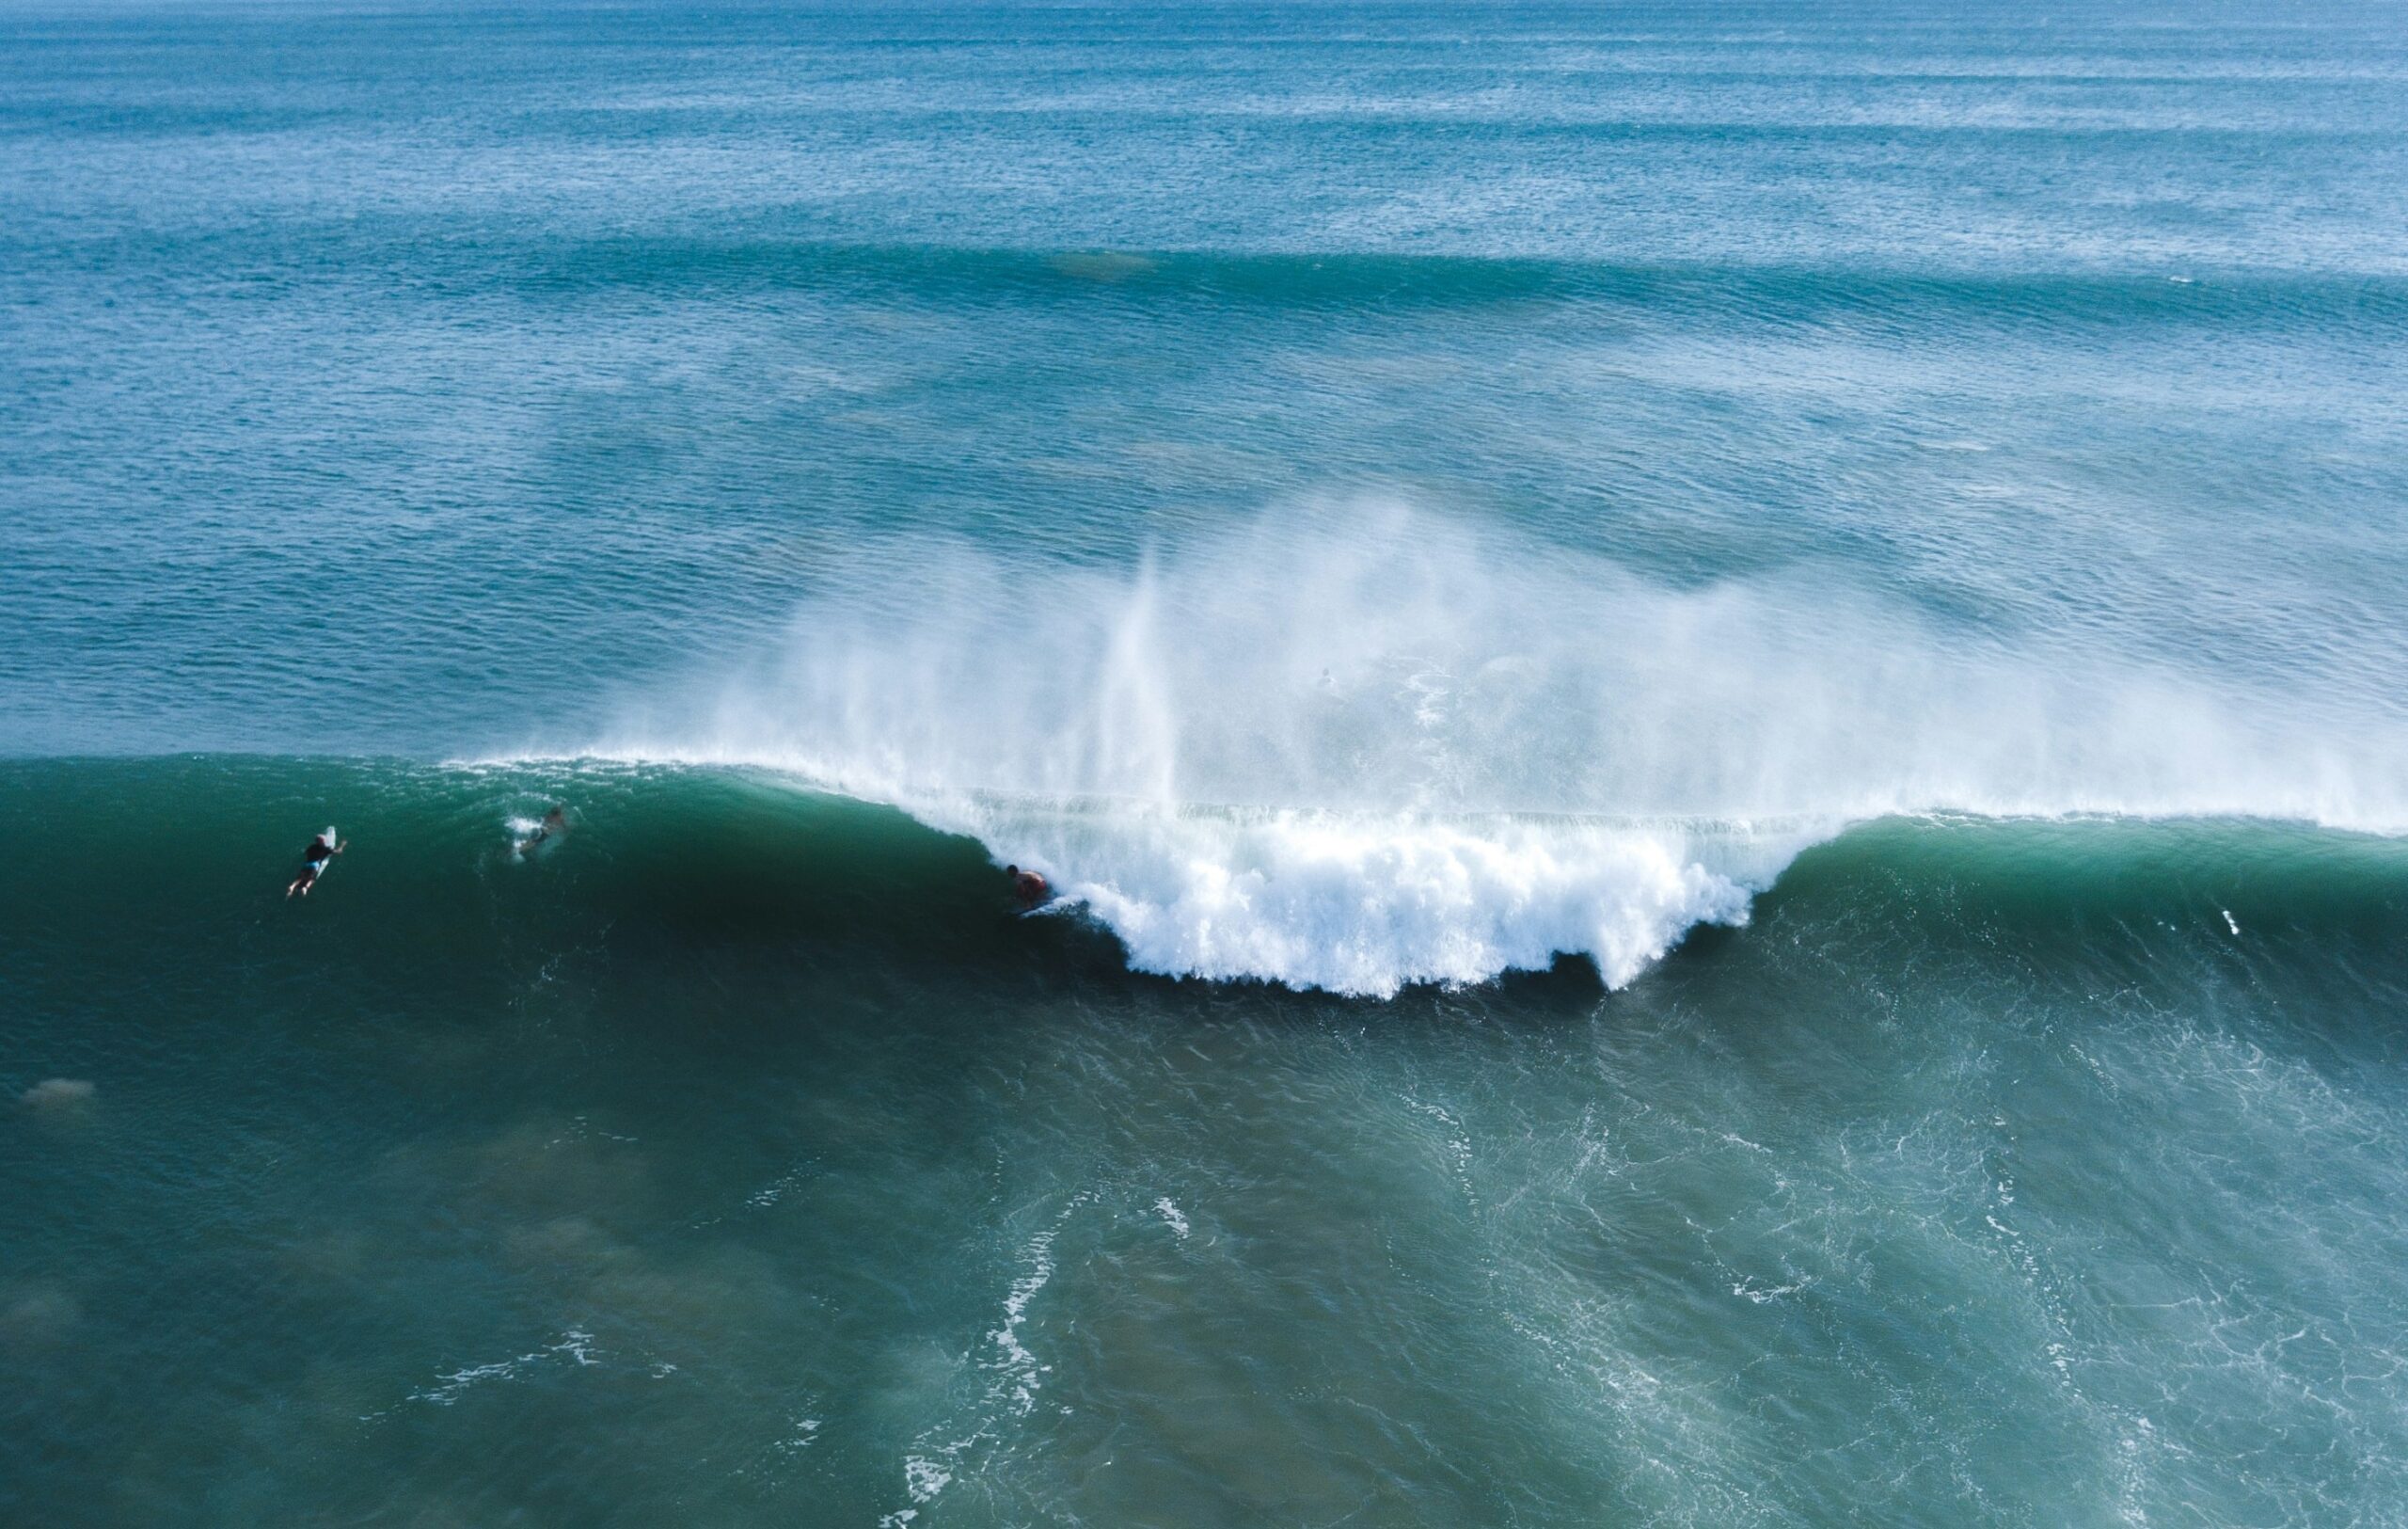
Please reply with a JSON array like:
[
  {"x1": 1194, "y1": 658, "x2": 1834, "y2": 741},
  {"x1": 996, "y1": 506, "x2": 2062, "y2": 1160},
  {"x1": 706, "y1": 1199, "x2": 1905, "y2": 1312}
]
[
  {"x1": 517, "y1": 806, "x2": 568, "y2": 857},
  {"x1": 1006, "y1": 865, "x2": 1049, "y2": 906},
  {"x1": 286, "y1": 831, "x2": 345, "y2": 898}
]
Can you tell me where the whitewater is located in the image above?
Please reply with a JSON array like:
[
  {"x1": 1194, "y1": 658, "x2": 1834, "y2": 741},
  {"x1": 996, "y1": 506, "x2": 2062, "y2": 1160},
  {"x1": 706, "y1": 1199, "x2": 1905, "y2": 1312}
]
[{"x1": 559, "y1": 505, "x2": 2408, "y2": 995}]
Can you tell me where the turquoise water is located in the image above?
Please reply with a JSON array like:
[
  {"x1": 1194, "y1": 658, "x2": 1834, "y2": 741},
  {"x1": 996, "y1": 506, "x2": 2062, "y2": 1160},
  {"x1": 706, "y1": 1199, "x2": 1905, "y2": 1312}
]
[{"x1": 7, "y1": 3, "x2": 2408, "y2": 1522}]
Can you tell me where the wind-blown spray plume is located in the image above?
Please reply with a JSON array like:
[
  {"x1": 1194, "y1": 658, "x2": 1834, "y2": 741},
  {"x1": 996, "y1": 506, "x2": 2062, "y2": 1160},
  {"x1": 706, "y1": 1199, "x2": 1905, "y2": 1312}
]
[{"x1": 594, "y1": 505, "x2": 2408, "y2": 995}]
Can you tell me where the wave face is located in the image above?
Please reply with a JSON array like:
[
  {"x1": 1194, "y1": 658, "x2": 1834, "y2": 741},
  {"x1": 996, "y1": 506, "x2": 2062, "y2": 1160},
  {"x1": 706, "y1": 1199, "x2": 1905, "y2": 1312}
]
[
  {"x1": 578, "y1": 505, "x2": 2408, "y2": 995},
  {"x1": 9, "y1": 756, "x2": 2405, "y2": 981}
]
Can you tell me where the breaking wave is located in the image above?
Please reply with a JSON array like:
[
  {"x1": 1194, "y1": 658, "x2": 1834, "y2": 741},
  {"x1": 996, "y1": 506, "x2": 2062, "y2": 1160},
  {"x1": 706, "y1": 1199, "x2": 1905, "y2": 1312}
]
[{"x1": 567, "y1": 503, "x2": 2408, "y2": 996}]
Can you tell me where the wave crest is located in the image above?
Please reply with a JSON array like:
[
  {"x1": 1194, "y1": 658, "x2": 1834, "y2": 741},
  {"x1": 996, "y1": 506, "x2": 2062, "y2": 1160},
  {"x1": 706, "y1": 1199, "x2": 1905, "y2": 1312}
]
[{"x1": 581, "y1": 502, "x2": 2408, "y2": 995}]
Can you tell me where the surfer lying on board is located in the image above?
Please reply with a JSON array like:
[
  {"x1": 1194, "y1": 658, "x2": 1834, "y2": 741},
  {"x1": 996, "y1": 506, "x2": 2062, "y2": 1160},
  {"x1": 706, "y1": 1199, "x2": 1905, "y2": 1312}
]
[
  {"x1": 1006, "y1": 865, "x2": 1050, "y2": 906},
  {"x1": 286, "y1": 830, "x2": 345, "y2": 898},
  {"x1": 516, "y1": 806, "x2": 568, "y2": 857}
]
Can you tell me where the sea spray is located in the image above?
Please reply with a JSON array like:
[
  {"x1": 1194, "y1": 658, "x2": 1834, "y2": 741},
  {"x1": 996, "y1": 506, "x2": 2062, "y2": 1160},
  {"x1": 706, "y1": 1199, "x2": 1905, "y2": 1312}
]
[{"x1": 587, "y1": 504, "x2": 2408, "y2": 992}]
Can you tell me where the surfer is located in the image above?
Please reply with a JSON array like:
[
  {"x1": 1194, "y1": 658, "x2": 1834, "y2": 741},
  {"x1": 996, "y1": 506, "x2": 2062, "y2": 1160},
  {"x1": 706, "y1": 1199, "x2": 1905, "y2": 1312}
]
[
  {"x1": 1006, "y1": 865, "x2": 1049, "y2": 906},
  {"x1": 516, "y1": 806, "x2": 568, "y2": 857},
  {"x1": 286, "y1": 830, "x2": 345, "y2": 898}
]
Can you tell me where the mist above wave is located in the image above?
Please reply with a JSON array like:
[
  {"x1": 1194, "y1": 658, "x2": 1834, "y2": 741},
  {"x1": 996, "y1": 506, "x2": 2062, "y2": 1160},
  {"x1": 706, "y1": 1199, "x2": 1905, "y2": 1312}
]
[{"x1": 592, "y1": 503, "x2": 2404, "y2": 994}]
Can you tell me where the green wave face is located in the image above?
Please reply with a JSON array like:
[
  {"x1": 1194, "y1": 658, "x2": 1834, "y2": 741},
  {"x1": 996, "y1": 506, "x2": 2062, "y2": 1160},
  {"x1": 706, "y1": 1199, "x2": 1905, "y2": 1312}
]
[{"x1": 11, "y1": 757, "x2": 2405, "y2": 996}]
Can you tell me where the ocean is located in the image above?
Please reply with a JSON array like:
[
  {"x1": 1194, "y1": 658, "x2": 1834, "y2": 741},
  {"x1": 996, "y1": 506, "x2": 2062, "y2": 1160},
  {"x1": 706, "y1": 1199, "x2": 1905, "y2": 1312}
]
[{"x1": 6, "y1": 2, "x2": 2408, "y2": 1522}]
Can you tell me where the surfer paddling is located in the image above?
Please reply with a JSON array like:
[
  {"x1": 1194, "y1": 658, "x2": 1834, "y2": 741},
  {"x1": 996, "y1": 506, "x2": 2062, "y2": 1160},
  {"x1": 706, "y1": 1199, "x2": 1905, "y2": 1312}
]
[
  {"x1": 1006, "y1": 865, "x2": 1049, "y2": 907},
  {"x1": 286, "y1": 829, "x2": 345, "y2": 898}
]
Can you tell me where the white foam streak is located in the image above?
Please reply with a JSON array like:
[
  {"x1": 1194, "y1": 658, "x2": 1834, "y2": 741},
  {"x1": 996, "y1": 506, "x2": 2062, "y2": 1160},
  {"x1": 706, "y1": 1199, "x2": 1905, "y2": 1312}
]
[{"x1": 591, "y1": 502, "x2": 2408, "y2": 995}]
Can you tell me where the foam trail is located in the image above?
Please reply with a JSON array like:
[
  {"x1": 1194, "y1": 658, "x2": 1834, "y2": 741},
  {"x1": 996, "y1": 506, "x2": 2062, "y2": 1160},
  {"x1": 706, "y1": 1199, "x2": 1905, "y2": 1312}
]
[{"x1": 587, "y1": 503, "x2": 2408, "y2": 995}]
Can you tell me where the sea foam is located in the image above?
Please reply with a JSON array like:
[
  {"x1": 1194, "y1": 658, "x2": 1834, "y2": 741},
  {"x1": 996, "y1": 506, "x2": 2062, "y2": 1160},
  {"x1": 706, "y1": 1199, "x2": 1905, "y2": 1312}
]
[
  {"x1": 930, "y1": 798, "x2": 1780, "y2": 996},
  {"x1": 585, "y1": 503, "x2": 2408, "y2": 995}
]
